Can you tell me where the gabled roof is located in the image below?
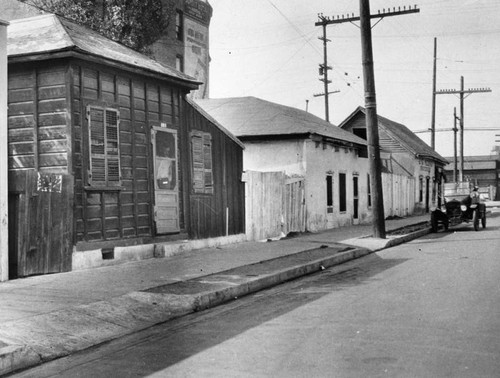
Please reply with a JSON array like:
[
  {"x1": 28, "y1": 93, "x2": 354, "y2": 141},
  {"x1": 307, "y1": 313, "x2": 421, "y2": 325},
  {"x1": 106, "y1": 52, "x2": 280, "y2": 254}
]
[
  {"x1": 7, "y1": 14, "x2": 199, "y2": 88},
  {"x1": 194, "y1": 97, "x2": 367, "y2": 147},
  {"x1": 339, "y1": 106, "x2": 448, "y2": 165},
  {"x1": 186, "y1": 98, "x2": 245, "y2": 149}
]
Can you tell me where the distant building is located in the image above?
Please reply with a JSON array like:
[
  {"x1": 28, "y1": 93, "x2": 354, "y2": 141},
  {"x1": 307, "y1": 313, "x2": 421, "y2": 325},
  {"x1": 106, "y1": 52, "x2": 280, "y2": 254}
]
[
  {"x1": 339, "y1": 107, "x2": 448, "y2": 215},
  {"x1": 443, "y1": 155, "x2": 500, "y2": 200},
  {"x1": 150, "y1": 0, "x2": 212, "y2": 99}
]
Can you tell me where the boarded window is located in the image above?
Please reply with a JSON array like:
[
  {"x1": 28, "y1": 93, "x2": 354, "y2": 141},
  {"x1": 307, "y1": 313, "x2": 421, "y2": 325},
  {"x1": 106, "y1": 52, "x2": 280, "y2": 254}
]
[
  {"x1": 339, "y1": 172, "x2": 347, "y2": 212},
  {"x1": 87, "y1": 106, "x2": 121, "y2": 186},
  {"x1": 191, "y1": 131, "x2": 213, "y2": 194},
  {"x1": 326, "y1": 174, "x2": 333, "y2": 213}
]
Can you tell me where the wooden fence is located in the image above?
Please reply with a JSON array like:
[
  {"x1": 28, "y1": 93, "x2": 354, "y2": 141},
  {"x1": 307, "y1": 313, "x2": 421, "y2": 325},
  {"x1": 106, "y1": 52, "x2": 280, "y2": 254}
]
[
  {"x1": 244, "y1": 171, "x2": 305, "y2": 241},
  {"x1": 382, "y1": 172, "x2": 415, "y2": 218}
]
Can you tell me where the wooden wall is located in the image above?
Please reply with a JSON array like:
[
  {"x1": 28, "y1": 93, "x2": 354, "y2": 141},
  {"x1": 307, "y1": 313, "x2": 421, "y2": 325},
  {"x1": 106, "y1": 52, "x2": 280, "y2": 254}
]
[
  {"x1": 182, "y1": 100, "x2": 245, "y2": 239},
  {"x1": 71, "y1": 61, "x2": 184, "y2": 245},
  {"x1": 8, "y1": 63, "x2": 70, "y2": 172},
  {"x1": 8, "y1": 62, "x2": 73, "y2": 276}
]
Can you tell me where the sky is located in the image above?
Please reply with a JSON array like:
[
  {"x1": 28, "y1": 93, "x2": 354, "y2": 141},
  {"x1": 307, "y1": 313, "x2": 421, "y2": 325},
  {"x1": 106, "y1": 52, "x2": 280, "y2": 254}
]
[{"x1": 207, "y1": 0, "x2": 500, "y2": 158}]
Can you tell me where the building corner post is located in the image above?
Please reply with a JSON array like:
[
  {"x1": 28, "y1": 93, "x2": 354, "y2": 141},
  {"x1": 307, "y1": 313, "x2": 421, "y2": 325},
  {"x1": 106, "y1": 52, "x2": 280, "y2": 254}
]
[{"x1": 0, "y1": 19, "x2": 9, "y2": 281}]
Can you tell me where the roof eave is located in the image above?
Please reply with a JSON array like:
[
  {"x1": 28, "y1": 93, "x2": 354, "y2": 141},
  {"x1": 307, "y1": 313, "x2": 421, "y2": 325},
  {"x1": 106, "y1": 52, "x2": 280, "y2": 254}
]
[{"x1": 8, "y1": 48, "x2": 200, "y2": 90}]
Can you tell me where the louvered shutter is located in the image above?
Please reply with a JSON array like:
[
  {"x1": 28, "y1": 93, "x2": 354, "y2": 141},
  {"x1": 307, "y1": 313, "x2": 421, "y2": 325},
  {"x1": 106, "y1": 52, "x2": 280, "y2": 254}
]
[
  {"x1": 105, "y1": 109, "x2": 120, "y2": 183},
  {"x1": 191, "y1": 131, "x2": 213, "y2": 194},
  {"x1": 88, "y1": 106, "x2": 121, "y2": 186},
  {"x1": 202, "y1": 133, "x2": 213, "y2": 194},
  {"x1": 191, "y1": 133, "x2": 205, "y2": 193}
]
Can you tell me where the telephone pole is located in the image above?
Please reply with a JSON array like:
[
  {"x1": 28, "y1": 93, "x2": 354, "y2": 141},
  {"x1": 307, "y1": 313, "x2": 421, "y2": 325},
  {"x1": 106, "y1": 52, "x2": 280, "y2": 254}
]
[
  {"x1": 316, "y1": 3, "x2": 419, "y2": 239},
  {"x1": 315, "y1": 23, "x2": 340, "y2": 122},
  {"x1": 436, "y1": 77, "x2": 491, "y2": 181},
  {"x1": 430, "y1": 37, "x2": 437, "y2": 150},
  {"x1": 453, "y1": 107, "x2": 458, "y2": 183}
]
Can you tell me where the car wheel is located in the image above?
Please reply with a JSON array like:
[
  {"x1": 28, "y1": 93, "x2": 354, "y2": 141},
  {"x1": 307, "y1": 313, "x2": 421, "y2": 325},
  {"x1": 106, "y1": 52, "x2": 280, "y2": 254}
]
[{"x1": 473, "y1": 209, "x2": 479, "y2": 231}]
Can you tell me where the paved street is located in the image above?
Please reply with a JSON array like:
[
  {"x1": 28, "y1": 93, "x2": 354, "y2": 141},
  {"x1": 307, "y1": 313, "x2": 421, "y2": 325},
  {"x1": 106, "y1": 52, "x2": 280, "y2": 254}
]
[{"x1": 10, "y1": 213, "x2": 500, "y2": 378}]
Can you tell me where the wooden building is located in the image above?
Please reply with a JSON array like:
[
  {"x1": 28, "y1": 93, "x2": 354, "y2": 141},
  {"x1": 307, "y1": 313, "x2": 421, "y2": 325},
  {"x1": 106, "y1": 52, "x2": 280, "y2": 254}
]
[
  {"x1": 339, "y1": 107, "x2": 448, "y2": 215},
  {"x1": 7, "y1": 14, "x2": 244, "y2": 278}
]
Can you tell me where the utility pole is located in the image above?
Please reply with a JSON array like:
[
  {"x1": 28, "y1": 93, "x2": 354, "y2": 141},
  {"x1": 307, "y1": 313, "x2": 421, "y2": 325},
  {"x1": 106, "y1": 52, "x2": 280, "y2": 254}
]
[
  {"x1": 436, "y1": 77, "x2": 491, "y2": 181},
  {"x1": 316, "y1": 3, "x2": 419, "y2": 239},
  {"x1": 453, "y1": 107, "x2": 458, "y2": 183},
  {"x1": 430, "y1": 37, "x2": 437, "y2": 150},
  {"x1": 315, "y1": 23, "x2": 341, "y2": 122}
]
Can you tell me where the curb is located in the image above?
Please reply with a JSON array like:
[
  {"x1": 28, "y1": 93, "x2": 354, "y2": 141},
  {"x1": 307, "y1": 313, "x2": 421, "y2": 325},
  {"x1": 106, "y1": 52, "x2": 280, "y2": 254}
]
[{"x1": 0, "y1": 227, "x2": 428, "y2": 376}]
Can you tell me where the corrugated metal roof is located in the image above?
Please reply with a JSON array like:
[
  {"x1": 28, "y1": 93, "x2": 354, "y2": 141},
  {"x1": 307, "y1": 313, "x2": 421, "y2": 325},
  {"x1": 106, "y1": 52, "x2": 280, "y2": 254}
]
[
  {"x1": 7, "y1": 14, "x2": 199, "y2": 86},
  {"x1": 194, "y1": 97, "x2": 367, "y2": 146},
  {"x1": 339, "y1": 106, "x2": 448, "y2": 165}
]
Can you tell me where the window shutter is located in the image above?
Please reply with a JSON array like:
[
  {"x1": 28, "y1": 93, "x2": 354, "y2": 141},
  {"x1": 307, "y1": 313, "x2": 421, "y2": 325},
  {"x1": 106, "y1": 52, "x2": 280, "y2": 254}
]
[
  {"x1": 191, "y1": 133, "x2": 204, "y2": 193},
  {"x1": 191, "y1": 131, "x2": 213, "y2": 194},
  {"x1": 203, "y1": 134, "x2": 213, "y2": 193},
  {"x1": 105, "y1": 109, "x2": 120, "y2": 183},
  {"x1": 88, "y1": 106, "x2": 121, "y2": 186}
]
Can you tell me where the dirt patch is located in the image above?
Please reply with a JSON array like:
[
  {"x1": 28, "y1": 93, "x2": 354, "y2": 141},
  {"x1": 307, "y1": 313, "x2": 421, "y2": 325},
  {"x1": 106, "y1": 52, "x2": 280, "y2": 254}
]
[{"x1": 387, "y1": 222, "x2": 430, "y2": 236}]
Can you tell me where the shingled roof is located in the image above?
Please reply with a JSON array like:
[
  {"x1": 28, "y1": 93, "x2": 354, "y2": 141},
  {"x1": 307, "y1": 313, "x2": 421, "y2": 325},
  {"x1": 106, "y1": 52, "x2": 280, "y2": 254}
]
[
  {"x1": 7, "y1": 14, "x2": 199, "y2": 88},
  {"x1": 195, "y1": 97, "x2": 367, "y2": 147},
  {"x1": 339, "y1": 106, "x2": 448, "y2": 165}
]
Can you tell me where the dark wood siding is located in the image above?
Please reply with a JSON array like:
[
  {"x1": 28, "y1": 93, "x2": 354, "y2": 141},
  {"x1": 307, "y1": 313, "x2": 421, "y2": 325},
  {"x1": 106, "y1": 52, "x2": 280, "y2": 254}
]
[
  {"x1": 8, "y1": 62, "x2": 73, "y2": 276},
  {"x1": 182, "y1": 100, "x2": 245, "y2": 239},
  {"x1": 8, "y1": 64, "x2": 69, "y2": 172},
  {"x1": 72, "y1": 60, "x2": 185, "y2": 244}
]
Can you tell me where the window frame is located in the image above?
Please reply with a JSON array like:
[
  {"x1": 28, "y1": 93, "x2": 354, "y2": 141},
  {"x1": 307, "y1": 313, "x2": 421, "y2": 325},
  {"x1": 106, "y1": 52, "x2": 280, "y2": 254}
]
[
  {"x1": 339, "y1": 172, "x2": 347, "y2": 213},
  {"x1": 326, "y1": 173, "x2": 334, "y2": 214}
]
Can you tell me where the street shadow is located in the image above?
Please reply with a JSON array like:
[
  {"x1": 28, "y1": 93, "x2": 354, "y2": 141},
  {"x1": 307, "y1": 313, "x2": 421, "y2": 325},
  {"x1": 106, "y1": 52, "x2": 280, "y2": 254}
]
[{"x1": 45, "y1": 255, "x2": 408, "y2": 377}]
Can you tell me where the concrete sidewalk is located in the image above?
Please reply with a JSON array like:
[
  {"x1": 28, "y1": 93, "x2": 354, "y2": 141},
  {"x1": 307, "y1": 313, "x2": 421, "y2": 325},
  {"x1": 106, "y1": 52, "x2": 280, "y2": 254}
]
[{"x1": 0, "y1": 214, "x2": 430, "y2": 376}]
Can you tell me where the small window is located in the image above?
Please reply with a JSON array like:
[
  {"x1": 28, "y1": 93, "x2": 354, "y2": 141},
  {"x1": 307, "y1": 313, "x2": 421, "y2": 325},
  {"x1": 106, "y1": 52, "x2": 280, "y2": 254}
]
[
  {"x1": 87, "y1": 105, "x2": 121, "y2": 186},
  {"x1": 176, "y1": 55, "x2": 184, "y2": 73},
  {"x1": 191, "y1": 131, "x2": 213, "y2": 194},
  {"x1": 326, "y1": 174, "x2": 334, "y2": 213},
  {"x1": 339, "y1": 172, "x2": 347, "y2": 212},
  {"x1": 176, "y1": 10, "x2": 184, "y2": 41},
  {"x1": 419, "y1": 177, "x2": 424, "y2": 202}
]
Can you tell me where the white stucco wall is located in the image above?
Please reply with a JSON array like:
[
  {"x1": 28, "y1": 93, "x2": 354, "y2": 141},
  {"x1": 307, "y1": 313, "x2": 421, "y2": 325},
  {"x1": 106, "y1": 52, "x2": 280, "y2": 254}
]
[
  {"x1": 242, "y1": 139, "x2": 306, "y2": 176},
  {"x1": 242, "y1": 137, "x2": 372, "y2": 233},
  {"x1": 304, "y1": 140, "x2": 372, "y2": 232},
  {"x1": 389, "y1": 152, "x2": 438, "y2": 214}
]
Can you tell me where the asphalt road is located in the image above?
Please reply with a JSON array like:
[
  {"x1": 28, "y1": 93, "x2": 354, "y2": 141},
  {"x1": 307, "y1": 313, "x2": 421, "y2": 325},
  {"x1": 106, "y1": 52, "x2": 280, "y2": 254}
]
[{"x1": 10, "y1": 213, "x2": 500, "y2": 378}]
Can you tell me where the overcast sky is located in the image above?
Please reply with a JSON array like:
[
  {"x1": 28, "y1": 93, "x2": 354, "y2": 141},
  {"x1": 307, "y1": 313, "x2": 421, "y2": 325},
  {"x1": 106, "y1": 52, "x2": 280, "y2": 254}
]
[{"x1": 207, "y1": 0, "x2": 500, "y2": 158}]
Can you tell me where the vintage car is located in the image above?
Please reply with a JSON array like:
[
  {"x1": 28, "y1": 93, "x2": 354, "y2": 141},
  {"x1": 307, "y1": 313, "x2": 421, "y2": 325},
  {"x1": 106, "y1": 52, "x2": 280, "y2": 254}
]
[{"x1": 430, "y1": 183, "x2": 486, "y2": 232}]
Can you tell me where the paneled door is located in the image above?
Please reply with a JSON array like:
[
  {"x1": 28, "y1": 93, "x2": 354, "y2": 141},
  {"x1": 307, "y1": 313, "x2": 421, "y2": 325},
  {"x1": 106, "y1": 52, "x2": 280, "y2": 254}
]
[{"x1": 152, "y1": 127, "x2": 180, "y2": 234}]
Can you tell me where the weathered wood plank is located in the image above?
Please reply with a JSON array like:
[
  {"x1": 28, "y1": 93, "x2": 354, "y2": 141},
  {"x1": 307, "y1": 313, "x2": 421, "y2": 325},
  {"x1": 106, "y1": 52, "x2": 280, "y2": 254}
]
[
  {"x1": 38, "y1": 85, "x2": 65, "y2": 100},
  {"x1": 38, "y1": 125, "x2": 67, "y2": 140},
  {"x1": 9, "y1": 88, "x2": 34, "y2": 103},
  {"x1": 38, "y1": 98, "x2": 67, "y2": 113},
  {"x1": 8, "y1": 115, "x2": 35, "y2": 129},
  {"x1": 38, "y1": 112, "x2": 67, "y2": 127}
]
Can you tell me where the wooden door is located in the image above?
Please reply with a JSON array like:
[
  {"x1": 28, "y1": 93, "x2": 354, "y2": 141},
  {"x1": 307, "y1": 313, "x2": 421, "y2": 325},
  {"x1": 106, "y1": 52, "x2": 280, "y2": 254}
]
[
  {"x1": 152, "y1": 127, "x2": 180, "y2": 234},
  {"x1": 8, "y1": 170, "x2": 72, "y2": 278}
]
